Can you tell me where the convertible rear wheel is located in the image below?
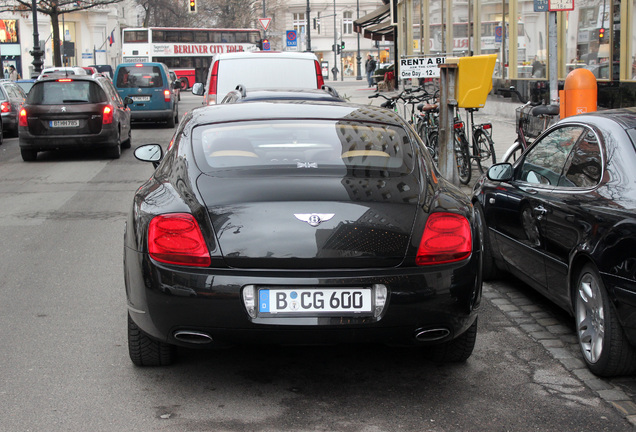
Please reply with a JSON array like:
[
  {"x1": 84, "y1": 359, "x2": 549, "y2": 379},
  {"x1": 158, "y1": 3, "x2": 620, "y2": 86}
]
[
  {"x1": 128, "y1": 313, "x2": 176, "y2": 366},
  {"x1": 575, "y1": 264, "x2": 636, "y2": 376},
  {"x1": 428, "y1": 318, "x2": 477, "y2": 363}
]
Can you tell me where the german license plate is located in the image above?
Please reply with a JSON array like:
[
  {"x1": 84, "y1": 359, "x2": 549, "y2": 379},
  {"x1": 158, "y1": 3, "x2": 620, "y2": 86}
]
[
  {"x1": 132, "y1": 96, "x2": 150, "y2": 102},
  {"x1": 50, "y1": 120, "x2": 79, "y2": 127},
  {"x1": 258, "y1": 288, "x2": 372, "y2": 315}
]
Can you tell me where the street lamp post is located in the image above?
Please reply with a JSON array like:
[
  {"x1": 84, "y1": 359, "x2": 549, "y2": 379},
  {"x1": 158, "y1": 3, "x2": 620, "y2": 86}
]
[
  {"x1": 30, "y1": 0, "x2": 44, "y2": 77},
  {"x1": 333, "y1": 0, "x2": 337, "y2": 80},
  {"x1": 356, "y1": 0, "x2": 361, "y2": 80},
  {"x1": 306, "y1": 0, "x2": 311, "y2": 52}
]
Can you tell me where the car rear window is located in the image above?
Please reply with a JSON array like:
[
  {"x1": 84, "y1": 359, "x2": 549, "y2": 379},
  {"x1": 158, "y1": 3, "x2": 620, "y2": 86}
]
[
  {"x1": 115, "y1": 65, "x2": 164, "y2": 88},
  {"x1": 27, "y1": 80, "x2": 107, "y2": 104},
  {"x1": 192, "y1": 120, "x2": 414, "y2": 176}
]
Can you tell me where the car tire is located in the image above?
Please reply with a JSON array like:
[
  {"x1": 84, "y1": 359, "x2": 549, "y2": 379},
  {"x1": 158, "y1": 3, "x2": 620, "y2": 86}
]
[
  {"x1": 106, "y1": 142, "x2": 121, "y2": 159},
  {"x1": 428, "y1": 318, "x2": 478, "y2": 363},
  {"x1": 575, "y1": 264, "x2": 636, "y2": 377},
  {"x1": 167, "y1": 111, "x2": 176, "y2": 128},
  {"x1": 474, "y1": 202, "x2": 499, "y2": 281},
  {"x1": 128, "y1": 313, "x2": 176, "y2": 367},
  {"x1": 20, "y1": 148, "x2": 37, "y2": 161},
  {"x1": 121, "y1": 128, "x2": 132, "y2": 149}
]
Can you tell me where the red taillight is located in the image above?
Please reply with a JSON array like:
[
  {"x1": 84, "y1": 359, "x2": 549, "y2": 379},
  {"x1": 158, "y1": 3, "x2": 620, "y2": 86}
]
[
  {"x1": 416, "y1": 213, "x2": 472, "y2": 265},
  {"x1": 208, "y1": 61, "x2": 219, "y2": 103},
  {"x1": 148, "y1": 213, "x2": 211, "y2": 267},
  {"x1": 57, "y1": 78, "x2": 72, "y2": 82},
  {"x1": 453, "y1": 121, "x2": 464, "y2": 130},
  {"x1": 164, "y1": 89, "x2": 171, "y2": 102},
  {"x1": 102, "y1": 105, "x2": 113, "y2": 124},
  {"x1": 135, "y1": 63, "x2": 143, "y2": 67},
  {"x1": 1, "y1": 101, "x2": 10, "y2": 113},
  {"x1": 19, "y1": 108, "x2": 27, "y2": 126},
  {"x1": 315, "y1": 60, "x2": 325, "y2": 89},
  {"x1": 482, "y1": 124, "x2": 492, "y2": 130}
]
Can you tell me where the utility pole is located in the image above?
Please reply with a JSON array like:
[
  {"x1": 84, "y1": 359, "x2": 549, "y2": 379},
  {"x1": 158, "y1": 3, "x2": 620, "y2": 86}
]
[
  {"x1": 356, "y1": 0, "x2": 361, "y2": 80},
  {"x1": 333, "y1": 0, "x2": 337, "y2": 80},
  {"x1": 306, "y1": 0, "x2": 311, "y2": 52}
]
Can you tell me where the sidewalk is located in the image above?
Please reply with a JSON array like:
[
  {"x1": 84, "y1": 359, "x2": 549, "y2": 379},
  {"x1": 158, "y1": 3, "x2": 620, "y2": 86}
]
[{"x1": 327, "y1": 77, "x2": 518, "y2": 193}]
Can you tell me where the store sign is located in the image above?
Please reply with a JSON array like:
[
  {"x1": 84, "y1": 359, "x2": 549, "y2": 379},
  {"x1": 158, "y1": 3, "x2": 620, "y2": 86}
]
[
  {"x1": 0, "y1": 20, "x2": 19, "y2": 43},
  {"x1": 548, "y1": 0, "x2": 574, "y2": 11},
  {"x1": 399, "y1": 57, "x2": 446, "y2": 79}
]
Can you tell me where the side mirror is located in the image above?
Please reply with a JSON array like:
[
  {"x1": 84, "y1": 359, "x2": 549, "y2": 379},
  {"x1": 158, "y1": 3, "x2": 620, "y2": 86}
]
[
  {"x1": 173, "y1": 80, "x2": 181, "y2": 90},
  {"x1": 487, "y1": 163, "x2": 514, "y2": 182},
  {"x1": 134, "y1": 144, "x2": 163, "y2": 168},
  {"x1": 124, "y1": 96, "x2": 134, "y2": 106},
  {"x1": 191, "y1": 82, "x2": 205, "y2": 96}
]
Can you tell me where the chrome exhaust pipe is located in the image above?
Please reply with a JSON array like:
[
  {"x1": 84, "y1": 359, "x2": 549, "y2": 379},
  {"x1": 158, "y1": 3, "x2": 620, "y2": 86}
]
[
  {"x1": 414, "y1": 328, "x2": 451, "y2": 342},
  {"x1": 173, "y1": 330, "x2": 213, "y2": 344}
]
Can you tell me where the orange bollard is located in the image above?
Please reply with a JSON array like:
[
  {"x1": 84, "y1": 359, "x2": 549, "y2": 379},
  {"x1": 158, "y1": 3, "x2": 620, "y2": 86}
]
[{"x1": 560, "y1": 68, "x2": 597, "y2": 119}]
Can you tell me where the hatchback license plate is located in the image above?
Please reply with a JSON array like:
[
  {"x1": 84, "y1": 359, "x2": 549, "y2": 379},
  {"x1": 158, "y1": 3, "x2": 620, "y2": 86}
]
[
  {"x1": 258, "y1": 288, "x2": 372, "y2": 315},
  {"x1": 132, "y1": 96, "x2": 150, "y2": 102},
  {"x1": 50, "y1": 120, "x2": 79, "y2": 128}
]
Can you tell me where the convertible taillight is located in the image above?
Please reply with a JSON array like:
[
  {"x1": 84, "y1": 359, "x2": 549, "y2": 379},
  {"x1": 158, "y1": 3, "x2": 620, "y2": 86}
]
[
  {"x1": 1, "y1": 101, "x2": 10, "y2": 113},
  {"x1": 416, "y1": 213, "x2": 471, "y2": 265},
  {"x1": 102, "y1": 105, "x2": 113, "y2": 124},
  {"x1": 19, "y1": 108, "x2": 27, "y2": 126},
  {"x1": 148, "y1": 213, "x2": 211, "y2": 267}
]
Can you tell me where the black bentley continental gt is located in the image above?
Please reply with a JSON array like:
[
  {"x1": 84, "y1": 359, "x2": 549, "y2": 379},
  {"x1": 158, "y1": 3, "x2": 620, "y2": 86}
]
[
  {"x1": 124, "y1": 101, "x2": 482, "y2": 366},
  {"x1": 473, "y1": 108, "x2": 636, "y2": 377}
]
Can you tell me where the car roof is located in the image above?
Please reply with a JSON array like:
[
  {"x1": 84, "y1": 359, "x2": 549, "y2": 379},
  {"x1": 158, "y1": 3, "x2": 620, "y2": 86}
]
[
  {"x1": 187, "y1": 100, "x2": 403, "y2": 127},
  {"x1": 232, "y1": 87, "x2": 341, "y2": 102},
  {"x1": 562, "y1": 107, "x2": 636, "y2": 130},
  {"x1": 213, "y1": 51, "x2": 318, "y2": 61}
]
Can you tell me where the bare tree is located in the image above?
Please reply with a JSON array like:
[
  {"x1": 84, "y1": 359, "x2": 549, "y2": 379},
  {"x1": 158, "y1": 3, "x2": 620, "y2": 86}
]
[
  {"x1": 133, "y1": 0, "x2": 261, "y2": 29},
  {"x1": 0, "y1": 0, "x2": 124, "y2": 67}
]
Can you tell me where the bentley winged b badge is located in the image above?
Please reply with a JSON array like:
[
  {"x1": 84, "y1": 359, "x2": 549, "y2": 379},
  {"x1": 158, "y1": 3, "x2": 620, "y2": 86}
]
[{"x1": 294, "y1": 213, "x2": 335, "y2": 227}]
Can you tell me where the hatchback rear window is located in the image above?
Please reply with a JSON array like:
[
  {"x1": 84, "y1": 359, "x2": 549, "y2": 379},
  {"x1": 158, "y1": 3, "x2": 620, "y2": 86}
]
[
  {"x1": 116, "y1": 66, "x2": 164, "y2": 88},
  {"x1": 27, "y1": 81, "x2": 107, "y2": 105},
  {"x1": 192, "y1": 120, "x2": 414, "y2": 176}
]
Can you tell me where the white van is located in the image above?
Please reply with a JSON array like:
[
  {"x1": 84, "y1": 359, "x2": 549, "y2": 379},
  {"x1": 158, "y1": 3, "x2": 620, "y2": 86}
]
[{"x1": 192, "y1": 51, "x2": 325, "y2": 105}]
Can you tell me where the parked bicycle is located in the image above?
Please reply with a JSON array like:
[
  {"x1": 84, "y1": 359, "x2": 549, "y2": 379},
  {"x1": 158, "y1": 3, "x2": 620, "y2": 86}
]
[
  {"x1": 499, "y1": 86, "x2": 560, "y2": 163},
  {"x1": 460, "y1": 108, "x2": 496, "y2": 174}
]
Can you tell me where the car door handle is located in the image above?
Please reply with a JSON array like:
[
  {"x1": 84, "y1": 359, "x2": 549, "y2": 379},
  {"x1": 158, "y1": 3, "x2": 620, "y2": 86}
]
[{"x1": 534, "y1": 205, "x2": 547, "y2": 220}]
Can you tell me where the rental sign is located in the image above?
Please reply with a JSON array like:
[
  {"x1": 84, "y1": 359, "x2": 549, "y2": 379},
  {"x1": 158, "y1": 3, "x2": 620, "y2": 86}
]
[{"x1": 399, "y1": 57, "x2": 446, "y2": 79}]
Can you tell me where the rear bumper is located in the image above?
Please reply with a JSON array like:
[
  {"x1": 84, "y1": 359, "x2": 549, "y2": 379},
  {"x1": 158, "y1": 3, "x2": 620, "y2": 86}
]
[
  {"x1": 124, "y1": 247, "x2": 482, "y2": 348},
  {"x1": 18, "y1": 126, "x2": 119, "y2": 150},
  {"x1": 130, "y1": 108, "x2": 173, "y2": 121}
]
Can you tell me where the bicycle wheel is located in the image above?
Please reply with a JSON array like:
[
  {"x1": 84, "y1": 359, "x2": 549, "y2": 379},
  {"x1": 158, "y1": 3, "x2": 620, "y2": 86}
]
[
  {"x1": 455, "y1": 132, "x2": 471, "y2": 185},
  {"x1": 473, "y1": 129, "x2": 496, "y2": 174},
  {"x1": 502, "y1": 140, "x2": 524, "y2": 163},
  {"x1": 427, "y1": 130, "x2": 439, "y2": 165}
]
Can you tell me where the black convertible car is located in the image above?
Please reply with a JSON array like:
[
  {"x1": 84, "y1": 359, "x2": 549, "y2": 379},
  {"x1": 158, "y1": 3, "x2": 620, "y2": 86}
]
[
  {"x1": 473, "y1": 108, "x2": 636, "y2": 377},
  {"x1": 125, "y1": 101, "x2": 482, "y2": 366}
]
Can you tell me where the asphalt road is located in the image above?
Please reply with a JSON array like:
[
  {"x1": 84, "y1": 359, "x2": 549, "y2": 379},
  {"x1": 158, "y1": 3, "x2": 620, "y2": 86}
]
[{"x1": 0, "y1": 91, "x2": 633, "y2": 431}]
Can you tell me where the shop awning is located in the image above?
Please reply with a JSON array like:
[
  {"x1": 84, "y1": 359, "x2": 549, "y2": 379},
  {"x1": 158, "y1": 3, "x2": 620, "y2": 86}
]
[{"x1": 353, "y1": 4, "x2": 394, "y2": 41}]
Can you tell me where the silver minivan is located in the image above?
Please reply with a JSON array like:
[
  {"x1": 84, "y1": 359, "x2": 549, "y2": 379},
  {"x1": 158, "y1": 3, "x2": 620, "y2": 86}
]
[{"x1": 192, "y1": 51, "x2": 325, "y2": 105}]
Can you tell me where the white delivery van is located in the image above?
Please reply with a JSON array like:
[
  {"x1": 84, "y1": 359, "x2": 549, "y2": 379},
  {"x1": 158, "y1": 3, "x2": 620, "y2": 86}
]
[{"x1": 192, "y1": 51, "x2": 325, "y2": 105}]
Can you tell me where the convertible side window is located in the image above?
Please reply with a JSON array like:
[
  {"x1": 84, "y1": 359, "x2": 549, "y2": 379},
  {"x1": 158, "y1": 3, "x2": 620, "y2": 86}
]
[
  {"x1": 519, "y1": 126, "x2": 584, "y2": 186},
  {"x1": 559, "y1": 130, "x2": 602, "y2": 188}
]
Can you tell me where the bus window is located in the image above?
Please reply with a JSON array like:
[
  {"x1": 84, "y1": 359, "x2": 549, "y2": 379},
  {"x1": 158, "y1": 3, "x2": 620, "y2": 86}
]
[
  {"x1": 195, "y1": 32, "x2": 209, "y2": 43},
  {"x1": 221, "y1": 32, "x2": 235, "y2": 43},
  {"x1": 166, "y1": 31, "x2": 179, "y2": 42},
  {"x1": 124, "y1": 30, "x2": 149, "y2": 43},
  {"x1": 152, "y1": 30, "x2": 166, "y2": 42},
  {"x1": 235, "y1": 32, "x2": 249, "y2": 43},
  {"x1": 180, "y1": 31, "x2": 194, "y2": 42}
]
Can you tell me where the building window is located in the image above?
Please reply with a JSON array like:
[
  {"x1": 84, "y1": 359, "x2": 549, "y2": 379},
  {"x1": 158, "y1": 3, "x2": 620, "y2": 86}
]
[
  {"x1": 343, "y1": 11, "x2": 353, "y2": 35},
  {"x1": 293, "y1": 13, "x2": 306, "y2": 34}
]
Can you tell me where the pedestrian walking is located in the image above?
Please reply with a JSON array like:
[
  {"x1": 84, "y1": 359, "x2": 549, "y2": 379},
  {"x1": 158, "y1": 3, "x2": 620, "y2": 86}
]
[
  {"x1": 365, "y1": 55, "x2": 376, "y2": 87},
  {"x1": 8, "y1": 65, "x2": 19, "y2": 81}
]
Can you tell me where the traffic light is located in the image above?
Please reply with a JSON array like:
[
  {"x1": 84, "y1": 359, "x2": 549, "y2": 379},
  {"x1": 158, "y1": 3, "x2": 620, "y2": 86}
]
[
  {"x1": 341, "y1": 41, "x2": 345, "y2": 51},
  {"x1": 337, "y1": 44, "x2": 341, "y2": 55},
  {"x1": 598, "y1": 27, "x2": 605, "y2": 43},
  {"x1": 188, "y1": 0, "x2": 197, "y2": 13}
]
